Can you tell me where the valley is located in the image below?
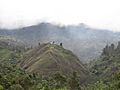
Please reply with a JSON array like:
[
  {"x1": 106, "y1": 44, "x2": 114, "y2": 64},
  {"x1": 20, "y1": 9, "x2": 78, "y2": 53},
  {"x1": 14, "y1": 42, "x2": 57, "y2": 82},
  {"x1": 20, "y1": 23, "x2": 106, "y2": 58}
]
[{"x1": 0, "y1": 23, "x2": 120, "y2": 90}]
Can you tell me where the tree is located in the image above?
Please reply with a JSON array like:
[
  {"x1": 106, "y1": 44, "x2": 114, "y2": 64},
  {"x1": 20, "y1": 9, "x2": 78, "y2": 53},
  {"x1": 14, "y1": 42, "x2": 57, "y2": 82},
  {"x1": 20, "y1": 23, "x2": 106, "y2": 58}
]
[
  {"x1": 102, "y1": 45, "x2": 109, "y2": 56},
  {"x1": 9, "y1": 84, "x2": 24, "y2": 90},
  {"x1": 0, "y1": 85, "x2": 4, "y2": 90},
  {"x1": 110, "y1": 43, "x2": 115, "y2": 50},
  {"x1": 116, "y1": 41, "x2": 120, "y2": 53},
  {"x1": 53, "y1": 73, "x2": 67, "y2": 89},
  {"x1": 101, "y1": 44, "x2": 115, "y2": 56},
  {"x1": 60, "y1": 43, "x2": 63, "y2": 47},
  {"x1": 38, "y1": 42, "x2": 41, "y2": 46},
  {"x1": 69, "y1": 72, "x2": 81, "y2": 90},
  {"x1": 117, "y1": 41, "x2": 120, "y2": 49}
]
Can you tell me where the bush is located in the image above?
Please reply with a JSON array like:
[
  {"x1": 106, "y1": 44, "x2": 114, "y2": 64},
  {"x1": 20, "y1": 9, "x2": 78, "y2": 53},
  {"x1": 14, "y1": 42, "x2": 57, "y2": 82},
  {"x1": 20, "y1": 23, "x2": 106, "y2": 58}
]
[
  {"x1": 0, "y1": 85, "x2": 4, "y2": 90},
  {"x1": 9, "y1": 84, "x2": 24, "y2": 90}
]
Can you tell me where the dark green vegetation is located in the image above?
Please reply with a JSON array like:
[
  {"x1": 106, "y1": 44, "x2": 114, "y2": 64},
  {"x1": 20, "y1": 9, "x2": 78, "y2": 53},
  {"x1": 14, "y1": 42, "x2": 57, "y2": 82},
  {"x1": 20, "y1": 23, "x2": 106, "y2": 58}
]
[
  {"x1": 86, "y1": 41, "x2": 120, "y2": 90},
  {"x1": 90, "y1": 42, "x2": 120, "y2": 80},
  {"x1": 0, "y1": 38, "x2": 88, "y2": 90},
  {"x1": 1, "y1": 35, "x2": 120, "y2": 90}
]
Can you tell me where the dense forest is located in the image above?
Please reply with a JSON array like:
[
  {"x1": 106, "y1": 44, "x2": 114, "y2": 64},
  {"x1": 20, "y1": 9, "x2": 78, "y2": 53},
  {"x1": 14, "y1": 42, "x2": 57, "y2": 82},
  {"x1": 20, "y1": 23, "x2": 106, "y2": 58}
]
[{"x1": 1, "y1": 35, "x2": 120, "y2": 90}]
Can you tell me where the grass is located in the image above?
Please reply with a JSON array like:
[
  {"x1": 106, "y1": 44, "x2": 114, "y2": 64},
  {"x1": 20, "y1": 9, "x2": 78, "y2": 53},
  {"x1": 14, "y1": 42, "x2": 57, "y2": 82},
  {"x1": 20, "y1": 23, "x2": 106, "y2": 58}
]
[{"x1": 0, "y1": 48, "x2": 13, "y2": 61}]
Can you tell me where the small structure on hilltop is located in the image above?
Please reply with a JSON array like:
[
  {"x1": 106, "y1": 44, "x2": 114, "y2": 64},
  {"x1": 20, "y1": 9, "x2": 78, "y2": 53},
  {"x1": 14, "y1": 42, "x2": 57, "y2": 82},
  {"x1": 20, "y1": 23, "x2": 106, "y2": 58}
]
[
  {"x1": 31, "y1": 46, "x2": 33, "y2": 49},
  {"x1": 38, "y1": 42, "x2": 40, "y2": 46},
  {"x1": 52, "y1": 41, "x2": 55, "y2": 44},
  {"x1": 60, "y1": 43, "x2": 63, "y2": 47},
  {"x1": 50, "y1": 41, "x2": 55, "y2": 44}
]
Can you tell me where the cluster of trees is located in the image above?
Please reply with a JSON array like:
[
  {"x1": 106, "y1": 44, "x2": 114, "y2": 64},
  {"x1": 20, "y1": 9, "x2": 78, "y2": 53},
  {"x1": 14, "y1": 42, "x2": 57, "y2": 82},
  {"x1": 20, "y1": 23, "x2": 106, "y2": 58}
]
[
  {"x1": 102, "y1": 41, "x2": 120, "y2": 56},
  {"x1": 0, "y1": 63, "x2": 82, "y2": 90},
  {"x1": 4, "y1": 50, "x2": 120, "y2": 90},
  {"x1": 87, "y1": 41, "x2": 120, "y2": 90},
  {"x1": 2, "y1": 41, "x2": 120, "y2": 90},
  {"x1": 84, "y1": 71, "x2": 120, "y2": 90}
]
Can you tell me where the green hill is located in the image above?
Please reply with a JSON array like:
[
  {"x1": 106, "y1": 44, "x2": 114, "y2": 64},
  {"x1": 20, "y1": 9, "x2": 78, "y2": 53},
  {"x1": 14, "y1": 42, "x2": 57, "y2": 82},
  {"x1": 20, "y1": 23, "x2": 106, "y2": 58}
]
[
  {"x1": 0, "y1": 36, "x2": 25, "y2": 64},
  {"x1": 20, "y1": 43, "x2": 89, "y2": 82},
  {"x1": 89, "y1": 41, "x2": 120, "y2": 81}
]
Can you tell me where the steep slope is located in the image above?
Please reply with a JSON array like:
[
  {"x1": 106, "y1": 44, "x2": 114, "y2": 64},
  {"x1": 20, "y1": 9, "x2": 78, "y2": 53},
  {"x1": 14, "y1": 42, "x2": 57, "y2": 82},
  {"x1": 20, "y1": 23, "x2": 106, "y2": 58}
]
[
  {"x1": 89, "y1": 41, "x2": 120, "y2": 81},
  {"x1": 1, "y1": 23, "x2": 120, "y2": 62},
  {"x1": 0, "y1": 37, "x2": 24, "y2": 66},
  {"x1": 20, "y1": 43, "x2": 89, "y2": 82}
]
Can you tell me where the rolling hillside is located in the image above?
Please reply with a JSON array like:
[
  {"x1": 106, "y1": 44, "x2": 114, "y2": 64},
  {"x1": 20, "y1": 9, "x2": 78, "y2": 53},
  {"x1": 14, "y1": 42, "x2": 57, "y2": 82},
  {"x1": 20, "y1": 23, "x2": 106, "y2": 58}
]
[{"x1": 20, "y1": 43, "x2": 89, "y2": 82}]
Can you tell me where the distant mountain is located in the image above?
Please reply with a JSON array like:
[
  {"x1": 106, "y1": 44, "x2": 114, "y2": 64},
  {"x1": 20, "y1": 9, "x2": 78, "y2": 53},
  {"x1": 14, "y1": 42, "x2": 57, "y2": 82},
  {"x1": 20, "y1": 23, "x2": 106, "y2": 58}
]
[
  {"x1": 19, "y1": 43, "x2": 89, "y2": 82},
  {"x1": 1, "y1": 22, "x2": 120, "y2": 62}
]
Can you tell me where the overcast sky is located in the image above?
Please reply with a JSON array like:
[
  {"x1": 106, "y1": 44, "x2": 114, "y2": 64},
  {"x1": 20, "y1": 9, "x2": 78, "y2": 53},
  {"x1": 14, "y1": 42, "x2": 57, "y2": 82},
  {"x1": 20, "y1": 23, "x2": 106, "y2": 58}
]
[{"x1": 0, "y1": 0, "x2": 120, "y2": 31}]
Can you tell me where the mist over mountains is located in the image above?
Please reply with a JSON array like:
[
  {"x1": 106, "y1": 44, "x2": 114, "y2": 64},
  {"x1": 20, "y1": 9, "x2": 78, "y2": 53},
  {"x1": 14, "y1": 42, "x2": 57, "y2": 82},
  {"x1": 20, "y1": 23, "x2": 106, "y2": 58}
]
[{"x1": 0, "y1": 22, "x2": 120, "y2": 62}]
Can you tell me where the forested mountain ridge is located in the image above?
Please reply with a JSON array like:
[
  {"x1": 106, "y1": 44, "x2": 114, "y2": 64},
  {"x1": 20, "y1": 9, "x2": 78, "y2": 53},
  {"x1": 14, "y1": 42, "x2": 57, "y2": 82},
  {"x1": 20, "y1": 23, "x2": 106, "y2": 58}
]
[
  {"x1": 1, "y1": 33, "x2": 120, "y2": 89},
  {"x1": 89, "y1": 41, "x2": 120, "y2": 82},
  {"x1": 1, "y1": 23, "x2": 120, "y2": 62},
  {"x1": 0, "y1": 40, "x2": 90, "y2": 90}
]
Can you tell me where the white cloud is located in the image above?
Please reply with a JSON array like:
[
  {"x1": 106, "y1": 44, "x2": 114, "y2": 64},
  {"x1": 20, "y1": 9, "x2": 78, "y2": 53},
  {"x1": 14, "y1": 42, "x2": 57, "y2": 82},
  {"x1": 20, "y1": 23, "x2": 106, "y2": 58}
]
[{"x1": 0, "y1": 0, "x2": 120, "y2": 31}]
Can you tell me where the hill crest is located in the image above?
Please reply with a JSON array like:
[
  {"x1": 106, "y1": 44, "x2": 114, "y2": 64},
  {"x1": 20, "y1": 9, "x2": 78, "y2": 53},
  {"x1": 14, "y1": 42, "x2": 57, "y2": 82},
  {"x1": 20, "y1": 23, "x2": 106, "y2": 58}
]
[{"x1": 20, "y1": 43, "x2": 89, "y2": 81}]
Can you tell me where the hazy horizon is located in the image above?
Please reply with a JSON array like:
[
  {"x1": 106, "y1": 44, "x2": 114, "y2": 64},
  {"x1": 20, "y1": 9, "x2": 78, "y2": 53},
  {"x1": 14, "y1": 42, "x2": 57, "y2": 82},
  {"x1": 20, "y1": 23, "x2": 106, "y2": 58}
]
[
  {"x1": 0, "y1": 22, "x2": 118, "y2": 33},
  {"x1": 0, "y1": 0, "x2": 120, "y2": 31}
]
